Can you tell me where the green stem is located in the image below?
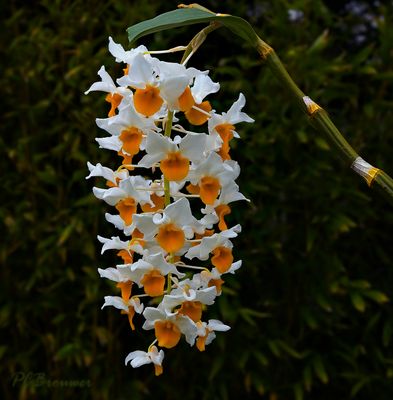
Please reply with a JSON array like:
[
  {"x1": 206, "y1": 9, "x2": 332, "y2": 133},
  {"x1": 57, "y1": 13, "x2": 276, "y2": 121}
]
[
  {"x1": 163, "y1": 110, "x2": 174, "y2": 292},
  {"x1": 163, "y1": 110, "x2": 174, "y2": 207},
  {"x1": 256, "y1": 38, "x2": 393, "y2": 203},
  {"x1": 181, "y1": 22, "x2": 220, "y2": 64}
]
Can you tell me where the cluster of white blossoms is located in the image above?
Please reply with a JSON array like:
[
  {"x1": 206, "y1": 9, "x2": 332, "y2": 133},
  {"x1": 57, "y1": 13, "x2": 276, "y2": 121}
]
[{"x1": 85, "y1": 37, "x2": 253, "y2": 376}]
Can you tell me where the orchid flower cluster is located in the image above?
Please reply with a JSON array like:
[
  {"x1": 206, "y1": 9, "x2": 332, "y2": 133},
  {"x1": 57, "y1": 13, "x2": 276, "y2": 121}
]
[{"x1": 85, "y1": 37, "x2": 253, "y2": 375}]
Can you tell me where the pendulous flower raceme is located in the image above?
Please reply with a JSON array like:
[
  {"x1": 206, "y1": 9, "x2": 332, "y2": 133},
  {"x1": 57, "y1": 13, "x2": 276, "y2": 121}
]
[{"x1": 85, "y1": 37, "x2": 253, "y2": 375}]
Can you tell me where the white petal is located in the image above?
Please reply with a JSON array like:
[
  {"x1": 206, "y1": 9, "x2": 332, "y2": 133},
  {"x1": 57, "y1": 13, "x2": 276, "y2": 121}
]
[
  {"x1": 192, "y1": 74, "x2": 220, "y2": 104},
  {"x1": 226, "y1": 93, "x2": 254, "y2": 124},
  {"x1": 125, "y1": 351, "x2": 151, "y2": 367},
  {"x1": 180, "y1": 133, "x2": 207, "y2": 163},
  {"x1": 101, "y1": 296, "x2": 128, "y2": 311}
]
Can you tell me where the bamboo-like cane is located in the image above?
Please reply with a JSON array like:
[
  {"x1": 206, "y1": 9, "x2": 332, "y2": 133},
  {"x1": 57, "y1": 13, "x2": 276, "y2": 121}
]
[{"x1": 256, "y1": 37, "x2": 393, "y2": 204}]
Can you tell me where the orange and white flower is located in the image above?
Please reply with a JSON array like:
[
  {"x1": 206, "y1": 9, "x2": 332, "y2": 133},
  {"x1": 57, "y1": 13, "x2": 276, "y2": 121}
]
[
  {"x1": 208, "y1": 93, "x2": 254, "y2": 159},
  {"x1": 125, "y1": 346, "x2": 164, "y2": 376},
  {"x1": 117, "y1": 54, "x2": 203, "y2": 116},
  {"x1": 85, "y1": 66, "x2": 130, "y2": 117},
  {"x1": 116, "y1": 252, "x2": 184, "y2": 297},
  {"x1": 194, "y1": 319, "x2": 230, "y2": 351},
  {"x1": 201, "y1": 181, "x2": 249, "y2": 231},
  {"x1": 142, "y1": 306, "x2": 198, "y2": 347},
  {"x1": 138, "y1": 132, "x2": 206, "y2": 182},
  {"x1": 188, "y1": 152, "x2": 240, "y2": 205},
  {"x1": 95, "y1": 95, "x2": 159, "y2": 157},
  {"x1": 184, "y1": 74, "x2": 220, "y2": 126},
  {"x1": 108, "y1": 36, "x2": 148, "y2": 65},
  {"x1": 102, "y1": 295, "x2": 144, "y2": 330},
  {"x1": 86, "y1": 162, "x2": 128, "y2": 187},
  {"x1": 160, "y1": 285, "x2": 217, "y2": 320}
]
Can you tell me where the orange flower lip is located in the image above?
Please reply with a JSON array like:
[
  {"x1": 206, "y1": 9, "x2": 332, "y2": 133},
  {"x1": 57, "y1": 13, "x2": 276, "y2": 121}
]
[
  {"x1": 185, "y1": 101, "x2": 212, "y2": 125},
  {"x1": 178, "y1": 86, "x2": 194, "y2": 112},
  {"x1": 134, "y1": 85, "x2": 163, "y2": 116},
  {"x1": 178, "y1": 301, "x2": 202, "y2": 322},
  {"x1": 215, "y1": 204, "x2": 231, "y2": 231},
  {"x1": 105, "y1": 93, "x2": 123, "y2": 117},
  {"x1": 115, "y1": 197, "x2": 137, "y2": 225},
  {"x1": 119, "y1": 127, "x2": 143, "y2": 156},
  {"x1": 154, "y1": 320, "x2": 181, "y2": 349},
  {"x1": 156, "y1": 223, "x2": 185, "y2": 253},
  {"x1": 160, "y1": 151, "x2": 189, "y2": 181},
  {"x1": 141, "y1": 270, "x2": 165, "y2": 297},
  {"x1": 199, "y1": 176, "x2": 221, "y2": 205},
  {"x1": 211, "y1": 246, "x2": 233, "y2": 273},
  {"x1": 215, "y1": 123, "x2": 235, "y2": 160}
]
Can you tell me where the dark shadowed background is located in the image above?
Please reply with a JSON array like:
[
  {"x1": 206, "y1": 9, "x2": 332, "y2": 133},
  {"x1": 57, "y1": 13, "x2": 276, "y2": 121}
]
[{"x1": 1, "y1": 0, "x2": 393, "y2": 399}]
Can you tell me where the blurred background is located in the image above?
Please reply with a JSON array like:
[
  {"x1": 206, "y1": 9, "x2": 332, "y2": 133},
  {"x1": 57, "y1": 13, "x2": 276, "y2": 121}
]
[{"x1": 1, "y1": 0, "x2": 393, "y2": 399}]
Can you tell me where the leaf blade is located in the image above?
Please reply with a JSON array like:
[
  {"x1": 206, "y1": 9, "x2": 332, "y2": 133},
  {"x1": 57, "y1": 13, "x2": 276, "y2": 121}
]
[{"x1": 127, "y1": 8, "x2": 259, "y2": 46}]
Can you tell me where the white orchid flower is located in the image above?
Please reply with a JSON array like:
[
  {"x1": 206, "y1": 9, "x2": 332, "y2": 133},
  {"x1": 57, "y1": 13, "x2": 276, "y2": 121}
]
[
  {"x1": 188, "y1": 152, "x2": 239, "y2": 205},
  {"x1": 152, "y1": 197, "x2": 205, "y2": 254},
  {"x1": 108, "y1": 36, "x2": 149, "y2": 64},
  {"x1": 125, "y1": 345, "x2": 164, "y2": 376},
  {"x1": 96, "y1": 94, "x2": 159, "y2": 153},
  {"x1": 183, "y1": 74, "x2": 220, "y2": 126},
  {"x1": 93, "y1": 176, "x2": 152, "y2": 226},
  {"x1": 142, "y1": 306, "x2": 198, "y2": 348},
  {"x1": 195, "y1": 319, "x2": 231, "y2": 351},
  {"x1": 116, "y1": 252, "x2": 184, "y2": 297},
  {"x1": 117, "y1": 54, "x2": 201, "y2": 116},
  {"x1": 85, "y1": 162, "x2": 128, "y2": 187},
  {"x1": 102, "y1": 295, "x2": 143, "y2": 330},
  {"x1": 160, "y1": 286, "x2": 217, "y2": 322},
  {"x1": 85, "y1": 66, "x2": 131, "y2": 117},
  {"x1": 201, "y1": 181, "x2": 249, "y2": 231},
  {"x1": 208, "y1": 93, "x2": 254, "y2": 160},
  {"x1": 138, "y1": 132, "x2": 206, "y2": 182}
]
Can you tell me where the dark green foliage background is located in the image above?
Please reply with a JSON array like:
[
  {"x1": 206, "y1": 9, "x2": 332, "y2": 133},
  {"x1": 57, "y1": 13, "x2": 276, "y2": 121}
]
[{"x1": 1, "y1": 0, "x2": 393, "y2": 399}]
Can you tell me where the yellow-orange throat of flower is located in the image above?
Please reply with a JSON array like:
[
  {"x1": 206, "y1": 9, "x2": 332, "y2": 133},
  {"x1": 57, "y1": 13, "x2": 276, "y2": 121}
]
[
  {"x1": 121, "y1": 305, "x2": 136, "y2": 330},
  {"x1": 134, "y1": 85, "x2": 163, "y2": 116},
  {"x1": 105, "y1": 93, "x2": 123, "y2": 117},
  {"x1": 178, "y1": 301, "x2": 202, "y2": 322},
  {"x1": 140, "y1": 270, "x2": 165, "y2": 297},
  {"x1": 115, "y1": 197, "x2": 137, "y2": 225},
  {"x1": 215, "y1": 123, "x2": 235, "y2": 160},
  {"x1": 178, "y1": 86, "x2": 194, "y2": 112},
  {"x1": 215, "y1": 204, "x2": 231, "y2": 231},
  {"x1": 156, "y1": 223, "x2": 185, "y2": 253},
  {"x1": 199, "y1": 176, "x2": 221, "y2": 205},
  {"x1": 160, "y1": 151, "x2": 189, "y2": 181},
  {"x1": 116, "y1": 280, "x2": 133, "y2": 301},
  {"x1": 154, "y1": 321, "x2": 181, "y2": 349},
  {"x1": 211, "y1": 246, "x2": 233, "y2": 273},
  {"x1": 117, "y1": 249, "x2": 133, "y2": 264},
  {"x1": 185, "y1": 101, "x2": 212, "y2": 125},
  {"x1": 141, "y1": 193, "x2": 165, "y2": 213},
  {"x1": 119, "y1": 127, "x2": 143, "y2": 156}
]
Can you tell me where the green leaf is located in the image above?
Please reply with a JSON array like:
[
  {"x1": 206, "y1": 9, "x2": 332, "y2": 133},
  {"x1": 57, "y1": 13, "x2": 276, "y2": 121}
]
[
  {"x1": 364, "y1": 290, "x2": 389, "y2": 304},
  {"x1": 127, "y1": 7, "x2": 259, "y2": 45},
  {"x1": 303, "y1": 365, "x2": 313, "y2": 392},
  {"x1": 313, "y1": 356, "x2": 329, "y2": 384},
  {"x1": 293, "y1": 383, "x2": 304, "y2": 400},
  {"x1": 350, "y1": 377, "x2": 372, "y2": 397},
  {"x1": 383, "y1": 321, "x2": 392, "y2": 347},
  {"x1": 351, "y1": 293, "x2": 366, "y2": 312},
  {"x1": 254, "y1": 351, "x2": 269, "y2": 367},
  {"x1": 276, "y1": 340, "x2": 306, "y2": 359}
]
